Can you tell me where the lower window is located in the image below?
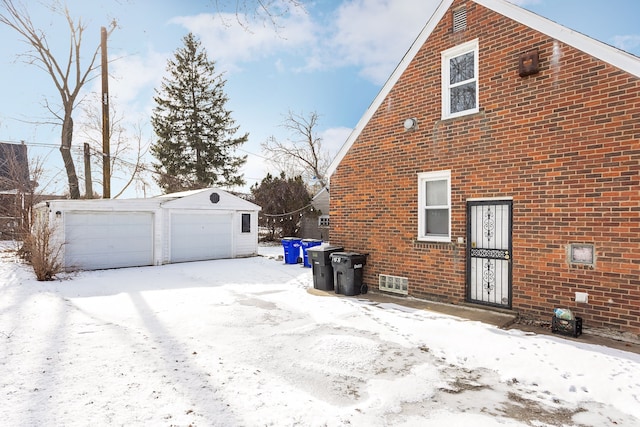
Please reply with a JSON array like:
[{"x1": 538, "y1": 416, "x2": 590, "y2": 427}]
[{"x1": 417, "y1": 170, "x2": 451, "y2": 242}]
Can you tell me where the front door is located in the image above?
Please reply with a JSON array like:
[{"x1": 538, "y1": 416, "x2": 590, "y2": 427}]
[{"x1": 466, "y1": 200, "x2": 512, "y2": 308}]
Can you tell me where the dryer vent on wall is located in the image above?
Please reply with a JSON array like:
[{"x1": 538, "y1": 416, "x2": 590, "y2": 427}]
[{"x1": 379, "y1": 274, "x2": 408, "y2": 295}]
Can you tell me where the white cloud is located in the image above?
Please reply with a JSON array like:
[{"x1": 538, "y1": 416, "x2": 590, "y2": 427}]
[
  {"x1": 238, "y1": 152, "x2": 270, "y2": 191},
  {"x1": 170, "y1": 9, "x2": 317, "y2": 74},
  {"x1": 612, "y1": 34, "x2": 640, "y2": 53},
  {"x1": 170, "y1": 1, "x2": 441, "y2": 86},
  {"x1": 109, "y1": 50, "x2": 168, "y2": 114},
  {"x1": 321, "y1": 126, "x2": 352, "y2": 158},
  {"x1": 325, "y1": 0, "x2": 439, "y2": 84}
]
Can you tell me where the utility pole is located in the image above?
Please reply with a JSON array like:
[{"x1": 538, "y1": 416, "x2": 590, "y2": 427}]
[
  {"x1": 101, "y1": 26, "x2": 111, "y2": 199},
  {"x1": 84, "y1": 143, "x2": 93, "y2": 198}
]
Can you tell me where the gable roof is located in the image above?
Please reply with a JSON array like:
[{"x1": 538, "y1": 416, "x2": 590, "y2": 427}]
[
  {"x1": 37, "y1": 188, "x2": 261, "y2": 211},
  {"x1": 326, "y1": 0, "x2": 640, "y2": 179},
  {"x1": 158, "y1": 188, "x2": 261, "y2": 211},
  {"x1": 310, "y1": 186, "x2": 330, "y2": 212}
]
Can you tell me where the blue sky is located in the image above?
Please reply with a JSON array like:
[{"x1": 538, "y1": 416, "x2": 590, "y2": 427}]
[{"x1": 1, "y1": 0, "x2": 639, "y2": 197}]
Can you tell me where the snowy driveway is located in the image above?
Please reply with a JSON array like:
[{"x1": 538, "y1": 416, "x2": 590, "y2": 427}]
[{"x1": 1, "y1": 244, "x2": 639, "y2": 426}]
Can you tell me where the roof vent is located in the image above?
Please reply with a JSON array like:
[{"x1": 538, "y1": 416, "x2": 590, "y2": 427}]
[
  {"x1": 453, "y1": 7, "x2": 467, "y2": 32},
  {"x1": 209, "y1": 192, "x2": 220, "y2": 203}
]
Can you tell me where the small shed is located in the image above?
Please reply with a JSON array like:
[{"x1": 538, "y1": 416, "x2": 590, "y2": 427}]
[{"x1": 36, "y1": 188, "x2": 261, "y2": 271}]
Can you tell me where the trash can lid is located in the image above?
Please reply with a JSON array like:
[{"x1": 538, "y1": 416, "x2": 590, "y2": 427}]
[{"x1": 308, "y1": 245, "x2": 343, "y2": 252}]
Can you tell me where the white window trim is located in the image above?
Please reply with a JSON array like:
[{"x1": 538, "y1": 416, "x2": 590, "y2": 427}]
[
  {"x1": 441, "y1": 39, "x2": 479, "y2": 120},
  {"x1": 417, "y1": 170, "x2": 451, "y2": 242}
]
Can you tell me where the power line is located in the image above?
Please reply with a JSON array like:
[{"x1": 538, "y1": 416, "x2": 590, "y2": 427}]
[
  {"x1": 0, "y1": 139, "x2": 62, "y2": 150},
  {"x1": 2, "y1": 138, "x2": 271, "y2": 193}
]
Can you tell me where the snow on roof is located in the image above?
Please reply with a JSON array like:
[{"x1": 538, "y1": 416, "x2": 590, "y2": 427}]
[{"x1": 35, "y1": 188, "x2": 261, "y2": 211}]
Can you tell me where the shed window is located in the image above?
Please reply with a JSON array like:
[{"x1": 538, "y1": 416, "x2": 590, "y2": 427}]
[
  {"x1": 417, "y1": 170, "x2": 451, "y2": 242},
  {"x1": 442, "y1": 39, "x2": 479, "y2": 119},
  {"x1": 241, "y1": 213, "x2": 251, "y2": 233}
]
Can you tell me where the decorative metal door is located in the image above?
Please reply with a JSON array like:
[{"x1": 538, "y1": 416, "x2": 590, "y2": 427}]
[{"x1": 466, "y1": 200, "x2": 512, "y2": 308}]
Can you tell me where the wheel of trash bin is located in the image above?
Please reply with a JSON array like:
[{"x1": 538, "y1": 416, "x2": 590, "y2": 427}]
[{"x1": 361, "y1": 284, "x2": 368, "y2": 295}]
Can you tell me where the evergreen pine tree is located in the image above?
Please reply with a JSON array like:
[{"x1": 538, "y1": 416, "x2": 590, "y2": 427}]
[{"x1": 151, "y1": 33, "x2": 247, "y2": 193}]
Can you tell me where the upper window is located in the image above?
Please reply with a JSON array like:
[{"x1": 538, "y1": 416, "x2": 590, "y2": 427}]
[
  {"x1": 417, "y1": 170, "x2": 451, "y2": 242},
  {"x1": 441, "y1": 39, "x2": 479, "y2": 119}
]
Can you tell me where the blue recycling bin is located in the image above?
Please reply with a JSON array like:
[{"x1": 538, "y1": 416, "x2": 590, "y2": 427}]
[
  {"x1": 281, "y1": 237, "x2": 302, "y2": 264},
  {"x1": 301, "y1": 239, "x2": 323, "y2": 267}
]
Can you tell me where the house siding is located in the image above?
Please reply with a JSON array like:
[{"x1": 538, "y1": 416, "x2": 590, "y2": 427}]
[
  {"x1": 236, "y1": 211, "x2": 260, "y2": 256},
  {"x1": 329, "y1": 0, "x2": 640, "y2": 334}
]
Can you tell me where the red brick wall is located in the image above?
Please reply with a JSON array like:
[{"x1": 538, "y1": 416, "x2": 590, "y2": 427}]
[{"x1": 329, "y1": 0, "x2": 640, "y2": 335}]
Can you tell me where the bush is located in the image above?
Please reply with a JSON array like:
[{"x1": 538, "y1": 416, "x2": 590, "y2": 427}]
[{"x1": 25, "y1": 217, "x2": 63, "y2": 281}]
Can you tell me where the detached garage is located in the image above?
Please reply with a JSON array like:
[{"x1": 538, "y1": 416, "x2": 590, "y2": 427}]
[{"x1": 36, "y1": 188, "x2": 261, "y2": 271}]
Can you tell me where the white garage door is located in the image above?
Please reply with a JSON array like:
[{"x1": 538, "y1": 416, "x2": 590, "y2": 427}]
[
  {"x1": 170, "y1": 213, "x2": 232, "y2": 263},
  {"x1": 64, "y1": 212, "x2": 154, "y2": 270}
]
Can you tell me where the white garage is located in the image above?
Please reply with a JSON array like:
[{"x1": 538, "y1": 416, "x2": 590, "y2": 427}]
[{"x1": 37, "y1": 188, "x2": 261, "y2": 271}]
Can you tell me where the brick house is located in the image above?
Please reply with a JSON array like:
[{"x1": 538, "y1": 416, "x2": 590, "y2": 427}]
[
  {"x1": 327, "y1": 0, "x2": 640, "y2": 336},
  {"x1": 0, "y1": 142, "x2": 30, "y2": 239}
]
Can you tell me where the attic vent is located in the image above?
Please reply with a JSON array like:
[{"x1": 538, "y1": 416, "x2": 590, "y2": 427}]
[
  {"x1": 452, "y1": 7, "x2": 467, "y2": 32},
  {"x1": 209, "y1": 192, "x2": 220, "y2": 204},
  {"x1": 379, "y1": 274, "x2": 408, "y2": 295}
]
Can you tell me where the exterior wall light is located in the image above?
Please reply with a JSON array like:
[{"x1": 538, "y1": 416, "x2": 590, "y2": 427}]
[{"x1": 403, "y1": 118, "x2": 417, "y2": 131}]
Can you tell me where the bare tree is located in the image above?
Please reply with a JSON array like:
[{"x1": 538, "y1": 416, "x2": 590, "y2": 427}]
[
  {"x1": 214, "y1": 0, "x2": 304, "y2": 30},
  {"x1": 0, "y1": 0, "x2": 116, "y2": 199},
  {"x1": 25, "y1": 212, "x2": 63, "y2": 281},
  {"x1": 261, "y1": 110, "x2": 330, "y2": 191},
  {"x1": 78, "y1": 94, "x2": 152, "y2": 199}
]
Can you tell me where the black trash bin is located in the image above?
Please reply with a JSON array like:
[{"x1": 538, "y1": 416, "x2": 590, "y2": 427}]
[
  {"x1": 330, "y1": 252, "x2": 367, "y2": 296},
  {"x1": 307, "y1": 245, "x2": 343, "y2": 291}
]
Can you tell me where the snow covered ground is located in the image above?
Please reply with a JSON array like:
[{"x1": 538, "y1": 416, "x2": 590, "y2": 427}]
[{"x1": 1, "y1": 241, "x2": 639, "y2": 426}]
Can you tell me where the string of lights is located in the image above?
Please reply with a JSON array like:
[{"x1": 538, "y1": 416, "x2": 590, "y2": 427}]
[{"x1": 260, "y1": 202, "x2": 315, "y2": 219}]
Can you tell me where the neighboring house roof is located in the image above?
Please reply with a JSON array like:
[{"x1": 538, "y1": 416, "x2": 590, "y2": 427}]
[
  {"x1": 0, "y1": 142, "x2": 29, "y2": 191},
  {"x1": 310, "y1": 187, "x2": 330, "y2": 214},
  {"x1": 326, "y1": 0, "x2": 640, "y2": 178}
]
